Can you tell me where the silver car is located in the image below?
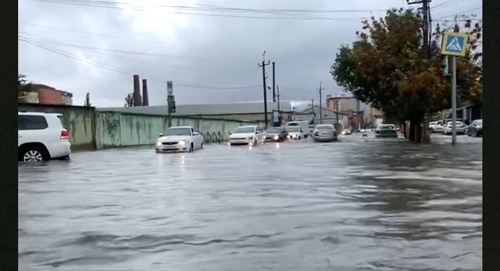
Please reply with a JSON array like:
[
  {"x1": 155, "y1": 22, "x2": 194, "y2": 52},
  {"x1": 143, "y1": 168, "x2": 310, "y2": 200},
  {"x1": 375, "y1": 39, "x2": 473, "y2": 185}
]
[
  {"x1": 312, "y1": 124, "x2": 338, "y2": 142},
  {"x1": 443, "y1": 121, "x2": 467, "y2": 135}
]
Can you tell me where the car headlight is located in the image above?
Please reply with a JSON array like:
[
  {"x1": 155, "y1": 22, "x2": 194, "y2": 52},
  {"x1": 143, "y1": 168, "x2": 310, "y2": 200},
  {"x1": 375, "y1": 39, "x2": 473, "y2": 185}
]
[
  {"x1": 179, "y1": 140, "x2": 186, "y2": 145},
  {"x1": 156, "y1": 141, "x2": 162, "y2": 146},
  {"x1": 274, "y1": 135, "x2": 278, "y2": 139}
]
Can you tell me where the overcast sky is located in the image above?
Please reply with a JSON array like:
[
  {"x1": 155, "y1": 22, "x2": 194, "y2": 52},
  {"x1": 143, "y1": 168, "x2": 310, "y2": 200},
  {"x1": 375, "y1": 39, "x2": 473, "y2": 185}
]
[{"x1": 19, "y1": 0, "x2": 482, "y2": 107}]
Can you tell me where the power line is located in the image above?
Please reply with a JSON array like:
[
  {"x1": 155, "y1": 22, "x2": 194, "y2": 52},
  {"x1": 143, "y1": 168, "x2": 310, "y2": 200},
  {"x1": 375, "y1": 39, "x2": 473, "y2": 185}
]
[
  {"x1": 433, "y1": 6, "x2": 482, "y2": 20},
  {"x1": 18, "y1": 35, "x2": 262, "y2": 90},
  {"x1": 28, "y1": 0, "x2": 385, "y2": 21}
]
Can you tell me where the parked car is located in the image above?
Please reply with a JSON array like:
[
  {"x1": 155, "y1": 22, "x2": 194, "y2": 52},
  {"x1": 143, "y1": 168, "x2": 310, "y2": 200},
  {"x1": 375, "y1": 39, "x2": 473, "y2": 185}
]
[
  {"x1": 466, "y1": 119, "x2": 482, "y2": 137},
  {"x1": 312, "y1": 124, "x2": 338, "y2": 142},
  {"x1": 18, "y1": 112, "x2": 71, "y2": 162},
  {"x1": 341, "y1": 129, "x2": 352, "y2": 135},
  {"x1": 228, "y1": 125, "x2": 265, "y2": 146},
  {"x1": 374, "y1": 124, "x2": 398, "y2": 138},
  {"x1": 265, "y1": 126, "x2": 288, "y2": 142},
  {"x1": 155, "y1": 126, "x2": 203, "y2": 152},
  {"x1": 285, "y1": 126, "x2": 305, "y2": 140},
  {"x1": 442, "y1": 121, "x2": 467, "y2": 135}
]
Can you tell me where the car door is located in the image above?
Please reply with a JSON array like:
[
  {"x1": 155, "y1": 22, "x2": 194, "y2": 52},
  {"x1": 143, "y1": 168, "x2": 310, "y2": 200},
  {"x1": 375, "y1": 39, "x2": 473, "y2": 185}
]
[{"x1": 191, "y1": 128, "x2": 200, "y2": 149}]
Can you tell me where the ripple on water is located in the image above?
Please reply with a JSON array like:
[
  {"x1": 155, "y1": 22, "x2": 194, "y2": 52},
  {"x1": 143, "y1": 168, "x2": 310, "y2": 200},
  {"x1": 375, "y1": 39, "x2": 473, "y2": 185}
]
[{"x1": 19, "y1": 137, "x2": 482, "y2": 271}]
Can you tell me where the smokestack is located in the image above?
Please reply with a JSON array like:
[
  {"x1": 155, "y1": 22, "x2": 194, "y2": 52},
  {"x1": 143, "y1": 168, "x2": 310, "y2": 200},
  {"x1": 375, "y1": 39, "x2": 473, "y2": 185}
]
[
  {"x1": 142, "y1": 79, "x2": 149, "y2": 106},
  {"x1": 133, "y1": 74, "x2": 142, "y2": 106}
]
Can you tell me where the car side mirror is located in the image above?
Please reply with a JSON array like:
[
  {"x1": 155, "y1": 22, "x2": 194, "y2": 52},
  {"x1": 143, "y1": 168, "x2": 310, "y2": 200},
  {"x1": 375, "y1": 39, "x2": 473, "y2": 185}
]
[
  {"x1": 193, "y1": 132, "x2": 199, "y2": 136},
  {"x1": 159, "y1": 133, "x2": 163, "y2": 137},
  {"x1": 229, "y1": 132, "x2": 232, "y2": 135}
]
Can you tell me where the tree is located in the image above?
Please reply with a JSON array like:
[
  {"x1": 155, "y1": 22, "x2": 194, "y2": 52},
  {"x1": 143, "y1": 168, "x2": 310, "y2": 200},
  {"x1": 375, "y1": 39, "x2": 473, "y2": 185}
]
[
  {"x1": 84, "y1": 92, "x2": 91, "y2": 107},
  {"x1": 124, "y1": 93, "x2": 134, "y2": 107},
  {"x1": 18, "y1": 74, "x2": 35, "y2": 103},
  {"x1": 331, "y1": 8, "x2": 481, "y2": 143}
]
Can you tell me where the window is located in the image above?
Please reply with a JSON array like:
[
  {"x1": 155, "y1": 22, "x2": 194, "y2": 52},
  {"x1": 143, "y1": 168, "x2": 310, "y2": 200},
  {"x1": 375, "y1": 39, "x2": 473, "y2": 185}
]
[
  {"x1": 164, "y1": 127, "x2": 192, "y2": 136},
  {"x1": 18, "y1": 115, "x2": 48, "y2": 130}
]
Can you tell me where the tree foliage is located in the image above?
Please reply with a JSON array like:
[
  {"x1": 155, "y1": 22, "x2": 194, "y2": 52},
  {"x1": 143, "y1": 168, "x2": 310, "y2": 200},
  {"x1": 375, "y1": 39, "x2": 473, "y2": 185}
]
[
  {"x1": 433, "y1": 15, "x2": 482, "y2": 106},
  {"x1": 18, "y1": 74, "x2": 35, "y2": 103},
  {"x1": 330, "y1": 8, "x2": 482, "y2": 122},
  {"x1": 124, "y1": 93, "x2": 134, "y2": 107}
]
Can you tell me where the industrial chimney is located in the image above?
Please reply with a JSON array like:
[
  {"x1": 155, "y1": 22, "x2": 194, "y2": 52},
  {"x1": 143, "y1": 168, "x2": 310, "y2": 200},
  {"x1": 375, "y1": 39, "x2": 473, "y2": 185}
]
[
  {"x1": 142, "y1": 79, "x2": 149, "y2": 106},
  {"x1": 132, "y1": 75, "x2": 142, "y2": 106}
]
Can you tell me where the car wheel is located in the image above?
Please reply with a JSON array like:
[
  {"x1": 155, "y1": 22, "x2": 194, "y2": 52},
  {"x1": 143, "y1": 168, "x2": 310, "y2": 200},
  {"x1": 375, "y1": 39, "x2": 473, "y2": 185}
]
[
  {"x1": 19, "y1": 145, "x2": 48, "y2": 162},
  {"x1": 475, "y1": 131, "x2": 479, "y2": 137}
]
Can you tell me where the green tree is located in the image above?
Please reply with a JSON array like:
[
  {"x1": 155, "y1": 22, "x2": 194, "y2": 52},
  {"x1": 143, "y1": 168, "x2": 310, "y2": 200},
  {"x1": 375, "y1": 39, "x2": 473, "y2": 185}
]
[
  {"x1": 18, "y1": 74, "x2": 35, "y2": 103},
  {"x1": 331, "y1": 8, "x2": 480, "y2": 142},
  {"x1": 124, "y1": 93, "x2": 134, "y2": 107}
]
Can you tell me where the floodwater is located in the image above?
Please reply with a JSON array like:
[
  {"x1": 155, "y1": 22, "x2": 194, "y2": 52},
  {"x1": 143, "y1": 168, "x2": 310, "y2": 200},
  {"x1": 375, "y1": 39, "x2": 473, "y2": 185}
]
[{"x1": 19, "y1": 133, "x2": 482, "y2": 271}]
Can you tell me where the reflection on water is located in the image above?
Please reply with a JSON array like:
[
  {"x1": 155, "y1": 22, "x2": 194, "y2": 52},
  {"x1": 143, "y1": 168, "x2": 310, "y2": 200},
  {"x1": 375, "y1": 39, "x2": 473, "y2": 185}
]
[{"x1": 19, "y1": 136, "x2": 482, "y2": 271}]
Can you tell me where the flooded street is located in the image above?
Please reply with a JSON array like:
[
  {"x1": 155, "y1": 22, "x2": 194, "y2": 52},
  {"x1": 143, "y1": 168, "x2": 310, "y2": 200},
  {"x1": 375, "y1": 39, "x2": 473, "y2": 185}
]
[{"x1": 19, "y1": 134, "x2": 482, "y2": 271}]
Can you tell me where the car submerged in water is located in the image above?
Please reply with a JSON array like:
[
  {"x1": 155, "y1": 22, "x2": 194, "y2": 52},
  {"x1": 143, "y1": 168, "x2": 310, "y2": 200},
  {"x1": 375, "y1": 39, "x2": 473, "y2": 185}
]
[
  {"x1": 312, "y1": 124, "x2": 338, "y2": 142},
  {"x1": 264, "y1": 126, "x2": 288, "y2": 142},
  {"x1": 374, "y1": 124, "x2": 398, "y2": 138}
]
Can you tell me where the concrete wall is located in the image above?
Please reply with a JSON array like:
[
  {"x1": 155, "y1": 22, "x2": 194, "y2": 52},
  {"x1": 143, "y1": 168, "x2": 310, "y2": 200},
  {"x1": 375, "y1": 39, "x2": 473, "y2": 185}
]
[
  {"x1": 19, "y1": 103, "x2": 96, "y2": 151},
  {"x1": 96, "y1": 111, "x2": 251, "y2": 148}
]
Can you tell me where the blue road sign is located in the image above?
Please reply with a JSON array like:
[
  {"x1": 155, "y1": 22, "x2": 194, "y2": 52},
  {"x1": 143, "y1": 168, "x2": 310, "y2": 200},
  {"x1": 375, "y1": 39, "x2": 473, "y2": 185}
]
[{"x1": 440, "y1": 32, "x2": 469, "y2": 57}]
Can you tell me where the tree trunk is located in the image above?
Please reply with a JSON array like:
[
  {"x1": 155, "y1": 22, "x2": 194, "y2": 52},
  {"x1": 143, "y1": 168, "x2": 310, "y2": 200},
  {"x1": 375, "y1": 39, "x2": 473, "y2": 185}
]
[
  {"x1": 416, "y1": 121, "x2": 423, "y2": 143},
  {"x1": 409, "y1": 119, "x2": 416, "y2": 142},
  {"x1": 402, "y1": 121, "x2": 407, "y2": 138}
]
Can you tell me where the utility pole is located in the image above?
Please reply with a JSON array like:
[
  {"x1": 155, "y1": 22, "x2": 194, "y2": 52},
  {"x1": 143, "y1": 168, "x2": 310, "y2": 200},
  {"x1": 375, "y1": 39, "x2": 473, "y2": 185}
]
[
  {"x1": 277, "y1": 85, "x2": 282, "y2": 126},
  {"x1": 166, "y1": 81, "x2": 176, "y2": 128},
  {"x1": 272, "y1": 62, "x2": 276, "y2": 102},
  {"x1": 407, "y1": 0, "x2": 432, "y2": 142},
  {"x1": 258, "y1": 51, "x2": 271, "y2": 127},
  {"x1": 451, "y1": 19, "x2": 460, "y2": 145},
  {"x1": 317, "y1": 82, "x2": 325, "y2": 124}
]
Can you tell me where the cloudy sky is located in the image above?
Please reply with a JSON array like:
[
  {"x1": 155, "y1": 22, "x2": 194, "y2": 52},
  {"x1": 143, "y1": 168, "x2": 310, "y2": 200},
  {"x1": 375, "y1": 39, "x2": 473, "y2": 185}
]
[{"x1": 19, "y1": 0, "x2": 482, "y2": 107}]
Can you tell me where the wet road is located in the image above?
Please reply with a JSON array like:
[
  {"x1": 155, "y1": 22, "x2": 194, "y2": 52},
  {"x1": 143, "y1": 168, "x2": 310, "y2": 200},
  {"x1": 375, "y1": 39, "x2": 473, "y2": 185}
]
[{"x1": 19, "y1": 133, "x2": 482, "y2": 271}]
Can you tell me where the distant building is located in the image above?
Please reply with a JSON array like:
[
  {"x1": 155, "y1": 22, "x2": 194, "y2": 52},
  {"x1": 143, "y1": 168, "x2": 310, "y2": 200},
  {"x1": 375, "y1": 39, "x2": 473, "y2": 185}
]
[
  {"x1": 293, "y1": 105, "x2": 349, "y2": 128},
  {"x1": 31, "y1": 84, "x2": 73, "y2": 105},
  {"x1": 98, "y1": 101, "x2": 294, "y2": 123},
  {"x1": 325, "y1": 94, "x2": 363, "y2": 129}
]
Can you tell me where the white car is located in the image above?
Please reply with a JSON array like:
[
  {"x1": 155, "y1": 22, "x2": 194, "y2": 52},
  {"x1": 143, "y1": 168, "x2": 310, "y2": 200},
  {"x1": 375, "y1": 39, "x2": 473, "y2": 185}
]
[
  {"x1": 18, "y1": 112, "x2": 71, "y2": 162},
  {"x1": 443, "y1": 121, "x2": 467, "y2": 135},
  {"x1": 228, "y1": 125, "x2": 266, "y2": 146},
  {"x1": 312, "y1": 124, "x2": 338, "y2": 142},
  {"x1": 155, "y1": 126, "x2": 203, "y2": 152},
  {"x1": 285, "y1": 126, "x2": 305, "y2": 140}
]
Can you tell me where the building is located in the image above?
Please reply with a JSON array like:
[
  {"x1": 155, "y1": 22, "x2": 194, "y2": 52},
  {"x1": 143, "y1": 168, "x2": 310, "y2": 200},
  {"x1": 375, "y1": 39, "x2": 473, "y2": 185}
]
[
  {"x1": 325, "y1": 94, "x2": 363, "y2": 129},
  {"x1": 293, "y1": 105, "x2": 349, "y2": 128},
  {"x1": 98, "y1": 101, "x2": 294, "y2": 123},
  {"x1": 31, "y1": 84, "x2": 73, "y2": 105}
]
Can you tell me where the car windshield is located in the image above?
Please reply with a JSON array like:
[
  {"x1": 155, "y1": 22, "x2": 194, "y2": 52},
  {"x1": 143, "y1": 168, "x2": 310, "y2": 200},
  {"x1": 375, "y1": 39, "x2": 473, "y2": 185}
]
[
  {"x1": 266, "y1": 127, "x2": 283, "y2": 133},
  {"x1": 378, "y1": 125, "x2": 393, "y2": 130},
  {"x1": 164, "y1": 127, "x2": 191, "y2": 136},
  {"x1": 286, "y1": 126, "x2": 300, "y2": 132},
  {"x1": 316, "y1": 126, "x2": 333, "y2": 130},
  {"x1": 233, "y1": 127, "x2": 255, "y2": 134}
]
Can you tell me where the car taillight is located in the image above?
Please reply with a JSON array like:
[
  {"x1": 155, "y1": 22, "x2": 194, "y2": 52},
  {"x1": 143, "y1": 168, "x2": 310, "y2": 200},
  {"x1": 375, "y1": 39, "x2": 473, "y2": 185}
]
[{"x1": 60, "y1": 129, "x2": 69, "y2": 139}]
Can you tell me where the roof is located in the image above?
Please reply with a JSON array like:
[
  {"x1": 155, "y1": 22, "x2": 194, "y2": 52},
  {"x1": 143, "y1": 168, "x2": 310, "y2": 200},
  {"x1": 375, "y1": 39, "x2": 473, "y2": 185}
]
[
  {"x1": 297, "y1": 105, "x2": 348, "y2": 116},
  {"x1": 97, "y1": 101, "x2": 294, "y2": 116}
]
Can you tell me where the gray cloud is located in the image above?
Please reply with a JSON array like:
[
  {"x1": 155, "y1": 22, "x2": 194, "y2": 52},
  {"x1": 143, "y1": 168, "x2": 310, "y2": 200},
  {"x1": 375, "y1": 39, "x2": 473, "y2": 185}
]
[{"x1": 19, "y1": 0, "x2": 481, "y2": 107}]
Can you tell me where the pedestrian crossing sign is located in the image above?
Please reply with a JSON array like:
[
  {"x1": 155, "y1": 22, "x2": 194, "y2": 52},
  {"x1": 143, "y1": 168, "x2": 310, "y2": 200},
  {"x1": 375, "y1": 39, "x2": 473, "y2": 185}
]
[{"x1": 440, "y1": 32, "x2": 469, "y2": 57}]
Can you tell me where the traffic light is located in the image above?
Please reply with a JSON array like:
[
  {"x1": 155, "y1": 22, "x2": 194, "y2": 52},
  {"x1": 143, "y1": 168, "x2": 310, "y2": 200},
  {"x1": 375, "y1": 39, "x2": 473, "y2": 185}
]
[
  {"x1": 442, "y1": 56, "x2": 449, "y2": 76},
  {"x1": 169, "y1": 100, "x2": 176, "y2": 113}
]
